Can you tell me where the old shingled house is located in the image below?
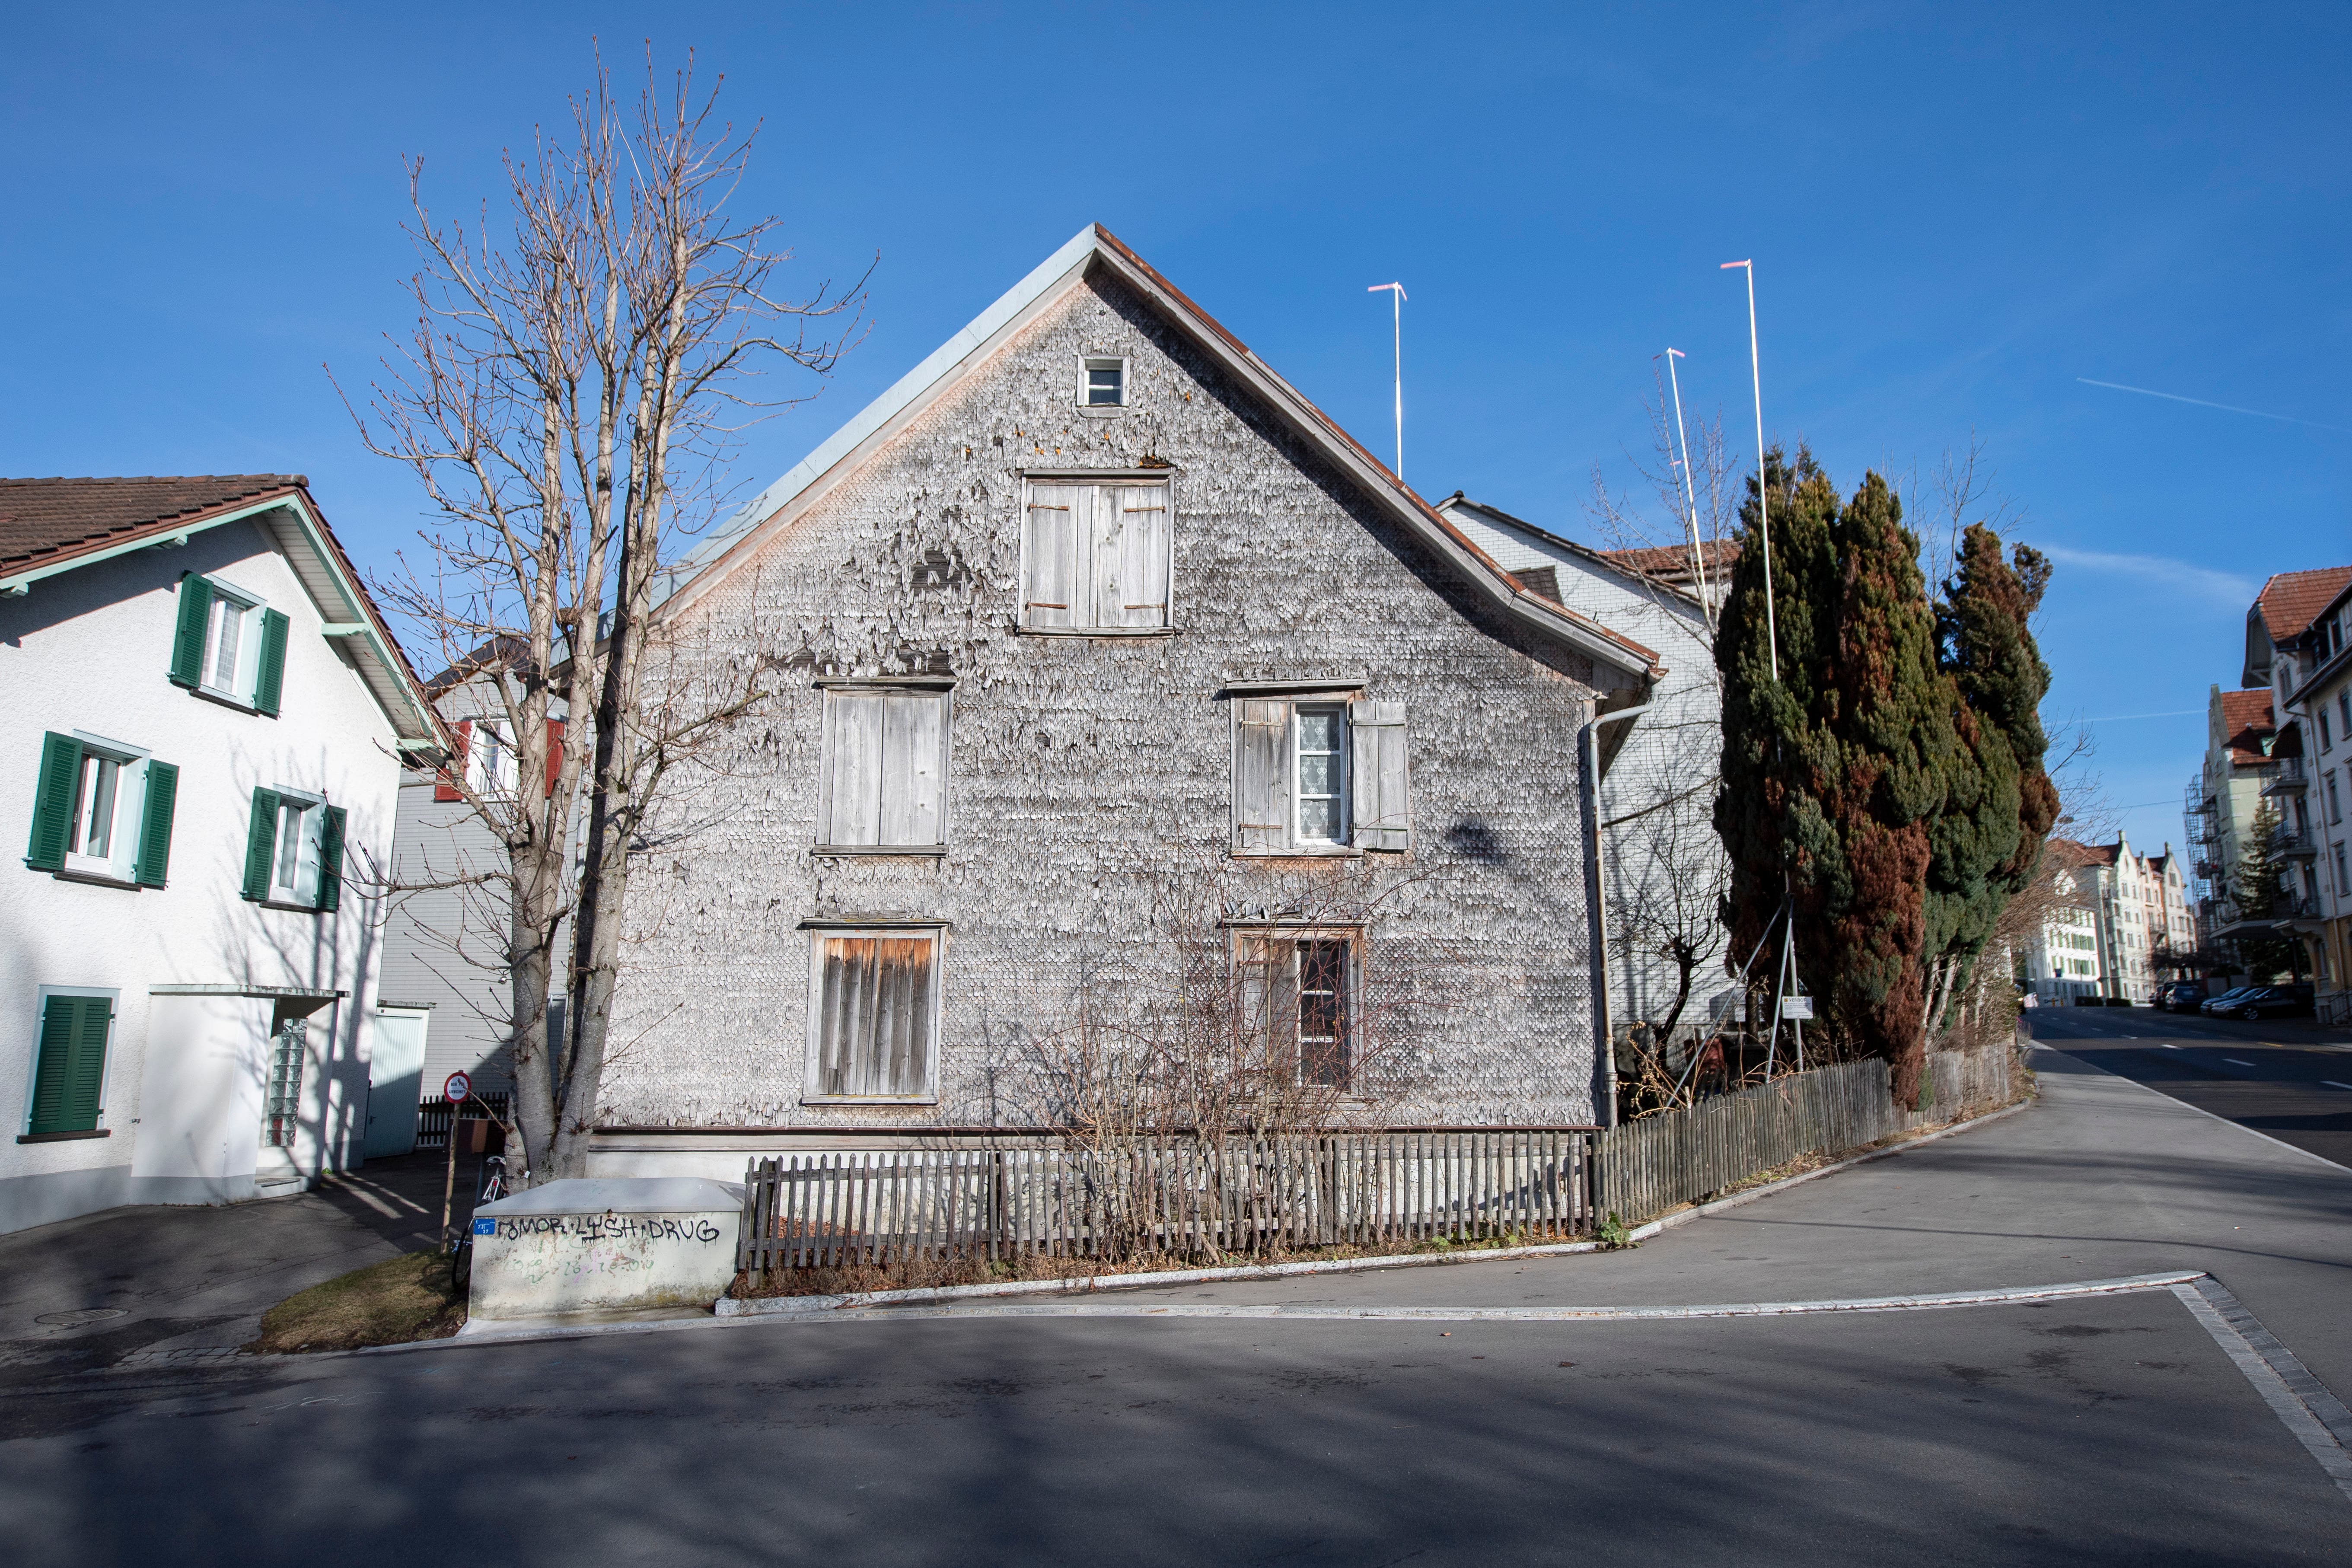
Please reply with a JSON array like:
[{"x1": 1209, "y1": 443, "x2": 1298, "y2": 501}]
[{"x1": 586, "y1": 226, "x2": 1664, "y2": 1179}]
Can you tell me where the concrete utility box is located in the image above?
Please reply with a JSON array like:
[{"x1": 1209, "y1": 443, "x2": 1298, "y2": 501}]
[{"x1": 468, "y1": 1177, "x2": 743, "y2": 1321}]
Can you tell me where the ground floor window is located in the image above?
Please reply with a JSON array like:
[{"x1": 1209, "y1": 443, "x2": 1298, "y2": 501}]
[
  {"x1": 805, "y1": 928, "x2": 940, "y2": 1101},
  {"x1": 1233, "y1": 929, "x2": 1359, "y2": 1091},
  {"x1": 24, "y1": 991, "x2": 114, "y2": 1138}
]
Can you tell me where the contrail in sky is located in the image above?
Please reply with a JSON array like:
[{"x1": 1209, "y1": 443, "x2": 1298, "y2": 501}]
[{"x1": 2076, "y1": 378, "x2": 2350, "y2": 433}]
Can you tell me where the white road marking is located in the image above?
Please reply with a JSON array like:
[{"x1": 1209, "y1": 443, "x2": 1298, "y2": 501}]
[
  {"x1": 2325, "y1": 1082, "x2": 2352, "y2": 1092},
  {"x1": 2174, "y1": 1278, "x2": 2352, "y2": 1504},
  {"x1": 2227, "y1": 1059, "x2": 2256, "y2": 1068}
]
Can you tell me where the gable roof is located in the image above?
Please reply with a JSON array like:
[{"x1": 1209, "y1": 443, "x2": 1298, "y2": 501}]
[
  {"x1": 2216, "y1": 687, "x2": 2276, "y2": 766},
  {"x1": 0, "y1": 475, "x2": 443, "y2": 746},
  {"x1": 2253, "y1": 566, "x2": 2352, "y2": 643},
  {"x1": 663, "y1": 226, "x2": 1663, "y2": 682}
]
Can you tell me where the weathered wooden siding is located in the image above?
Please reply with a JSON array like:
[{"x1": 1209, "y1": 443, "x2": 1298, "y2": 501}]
[{"x1": 597, "y1": 269, "x2": 1623, "y2": 1133}]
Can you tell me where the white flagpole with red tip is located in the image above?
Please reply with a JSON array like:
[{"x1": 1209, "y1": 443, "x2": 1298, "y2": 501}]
[{"x1": 1368, "y1": 282, "x2": 1406, "y2": 481}]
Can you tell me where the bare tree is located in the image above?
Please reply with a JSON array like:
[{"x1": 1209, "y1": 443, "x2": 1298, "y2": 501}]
[{"x1": 343, "y1": 51, "x2": 865, "y2": 1184}]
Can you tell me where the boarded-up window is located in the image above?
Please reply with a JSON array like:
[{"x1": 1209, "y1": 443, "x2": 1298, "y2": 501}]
[
  {"x1": 817, "y1": 688, "x2": 951, "y2": 848},
  {"x1": 1022, "y1": 480, "x2": 1171, "y2": 632},
  {"x1": 807, "y1": 932, "x2": 939, "y2": 1100},
  {"x1": 1231, "y1": 696, "x2": 1410, "y2": 855},
  {"x1": 1234, "y1": 932, "x2": 1355, "y2": 1090}
]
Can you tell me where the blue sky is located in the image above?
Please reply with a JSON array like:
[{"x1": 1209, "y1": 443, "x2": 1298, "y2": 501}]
[{"x1": 5, "y1": 3, "x2": 2347, "y2": 858}]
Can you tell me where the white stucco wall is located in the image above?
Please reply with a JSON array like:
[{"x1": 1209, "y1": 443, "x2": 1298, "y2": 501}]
[{"x1": 0, "y1": 515, "x2": 403, "y2": 1232}]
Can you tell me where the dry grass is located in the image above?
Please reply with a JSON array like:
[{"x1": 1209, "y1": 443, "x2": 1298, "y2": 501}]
[
  {"x1": 246, "y1": 1250, "x2": 466, "y2": 1354},
  {"x1": 729, "y1": 1230, "x2": 1571, "y2": 1300}
]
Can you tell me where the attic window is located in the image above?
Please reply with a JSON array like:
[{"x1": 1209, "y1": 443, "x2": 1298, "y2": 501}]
[{"x1": 1082, "y1": 357, "x2": 1126, "y2": 408}]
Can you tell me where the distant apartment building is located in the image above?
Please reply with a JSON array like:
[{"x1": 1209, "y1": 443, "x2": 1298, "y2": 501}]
[
  {"x1": 2068, "y1": 834, "x2": 2194, "y2": 1002},
  {"x1": 2241, "y1": 565, "x2": 2352, "y2": 1022},
  {"x1": 2020, "y1": 854, "x2": 2104, "y2": 1003},
  {"x1": 2183, "y1": 683, "x2": 2278, "y2": 953}
]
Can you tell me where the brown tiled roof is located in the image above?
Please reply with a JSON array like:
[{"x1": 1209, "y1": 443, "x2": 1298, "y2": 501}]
[
  {"x1": 0, "y1": 475, "x2": 306, "y2": 575},
  {"x1": 1595, "y1": 540, "x2": 1742, "y2": 583},
  {"x1": 2218, "y1": 687, "x2": 2276, "y2": 766},
  {"x1": 2253, "y1": 566, "x2": 2352, "y2": 642}
]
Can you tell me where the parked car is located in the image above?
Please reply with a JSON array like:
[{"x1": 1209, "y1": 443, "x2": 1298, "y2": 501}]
[
  {"x1": 2217, "y1": 985, "x2": 2314, "y2": 1021},
  {"x1": 2156, "y1": 981, "x2": 2209, "y2": 1013},
  {"x1": 2199, "y1": 987, "x2": 2258, "y2": 1015}
]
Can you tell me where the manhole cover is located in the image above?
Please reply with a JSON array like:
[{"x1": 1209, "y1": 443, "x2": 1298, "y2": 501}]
[{"x1": 34, "y1": 1308, "x2": 128, "y2": 1329}]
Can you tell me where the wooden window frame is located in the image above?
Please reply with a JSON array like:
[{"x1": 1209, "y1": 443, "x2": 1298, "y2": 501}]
[
  {"x1": 19, "y1": 985, "x2": 117, "y2": 1141},
  {"x1": 1226, "y1": 924, "x2": 1362, "y2": 1093},
  {"x1": 1015, "y1": 472, "x2": 1177, "y2": 637},
  {"x1": 59, "y1": 732, "x2": 151, "y2": 886},
  {"x1": 813, "y1": 680, "x2": 954, "y2": 856},
  {"x1": 1076, "y1": 354, "x2": 1130, "y2": 416},
  {"x1": 1228, "y1": 686, "x2": 1367, "y2": 860},
  {"x1": 264, "y1": 787, "x2": 327, "y2": 908},
  {"x1": 801, "y1": 923, "x2": 946, "y2": 1106}
]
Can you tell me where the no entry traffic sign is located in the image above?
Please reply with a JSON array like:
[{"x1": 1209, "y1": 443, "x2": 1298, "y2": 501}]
[{"x1": 443, "y1": 1070, "x2": 472, "y2": 1104}]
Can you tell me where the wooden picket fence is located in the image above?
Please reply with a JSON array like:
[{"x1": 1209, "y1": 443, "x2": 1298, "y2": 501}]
[
  {"x1": 737, "y1": 1129, "x2": 1593, "y2": 1282},
  {"x1": 415, "y1": 1091, "x2": 511, "y2": 1153},
  {"x1": 1592, "y1": 1042, "x2": 2020, "y2": 1223},
  {"x1": 734, "y1": 1042, "x2": 2023, "y2": 1279}
]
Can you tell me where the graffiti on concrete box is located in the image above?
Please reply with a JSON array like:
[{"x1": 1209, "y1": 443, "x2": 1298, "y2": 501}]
[{"x1": 483, "y1": 1213, "x2": 723, "y2": 1244}]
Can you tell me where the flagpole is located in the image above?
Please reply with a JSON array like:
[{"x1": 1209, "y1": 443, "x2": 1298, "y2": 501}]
[
  {"x1": 1660, "y1": 347, "x2": 1710, "y2": 610},
  {"x1": 1367, "y1": 282, "x2": 1406, "y2": 480},
  {"x1": 1720, "y1": 260, "x2": 1775, "y2": 681}
]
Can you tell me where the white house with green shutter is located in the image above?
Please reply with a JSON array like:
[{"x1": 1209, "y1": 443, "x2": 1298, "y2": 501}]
[{"x1": 0, "y1": 476, "x2": 443, "y2": 1234}]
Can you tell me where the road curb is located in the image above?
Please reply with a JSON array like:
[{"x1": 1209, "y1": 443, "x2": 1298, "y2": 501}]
[{"x1": 321, "y1": 1090, "x2": 2037, "y2": 1356}]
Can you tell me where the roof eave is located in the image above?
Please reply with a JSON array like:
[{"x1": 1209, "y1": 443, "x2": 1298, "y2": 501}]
[
  {"x1": 0, "y1": 486, "x2": 446, "y2": 748},
  {"x1": 662, "y1": 224, "x2": 1664, "y2": 685}
]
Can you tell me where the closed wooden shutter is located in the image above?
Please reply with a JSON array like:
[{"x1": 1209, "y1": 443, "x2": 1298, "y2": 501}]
[
  {"x1": 317, "y1": 805, "x2": 347, "y2": 912},
  {"x1": 28, "y1": 994, "x2": 110, "y2": 1135},
  {"x1": 1348, "y1": 700, "x2": 1411, "y2": 852},
  {"x1": 25, "y1": 731, "x2": 84, "y2": 872},
  {"x1": 1232, "y1": 700, "x2": 1292, "y2": 853},
  {"x1": 168, "y1": 574, "x2": 211, "y2": 688},
  {"x1": 435, "y1": 721, "x2": 472, "y2": 802},
  {"x1": 818, "y1": 693, "x2": 885, "y2": 846},
  {"x1": 135, "y1": 760, "x2": 179, "y2": 887},
  {"x1": 819, "y1": 692, "x2": 948, "y2": 847},
  {"x1": 242, "y1": 789, "x2": 281, "y2": 901},
  {"x1": 1112, "y1": 485, "x2": 1171, "y2": 628},
  {"x1": 813, "y1": 935, "x2": 935, "y2": 1097},
  {"x1": 880, "y1": 693, "x2": 947, "y2": 847},
  {"x1": 253, "y1": 609, "x2": 290, "y2": 716},
  {"x1": 1023, "y1": 484, "x2": 1082, "y2": 630}
]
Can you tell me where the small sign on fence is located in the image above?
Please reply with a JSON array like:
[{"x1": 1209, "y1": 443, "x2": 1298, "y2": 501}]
[{"x1": 1780, "y1": 995, "x2": 1814, "y2": 1020}]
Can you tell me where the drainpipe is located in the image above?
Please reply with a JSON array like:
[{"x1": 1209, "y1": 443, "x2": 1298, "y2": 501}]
[{"x1": 1584, "y1": 698, "x2": 1653, "y2": 1129}]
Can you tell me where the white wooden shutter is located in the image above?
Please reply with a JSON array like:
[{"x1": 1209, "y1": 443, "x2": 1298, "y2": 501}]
[
  {"x1": 1024, "y1": 484, "x2": 1082, "y2": 630},
  {"x1": 1348, "y1": 700, "x2": 1411, "y2": 852},
  {"x1": 1233, "y1": 699, "x2": 1292, "y2": 853},
  {"x1": 1112, "y1": 484, "x2": 1170, "y2": 628},
  {"x1": 818, "y1": 692, "x2": 886, "y2": 846},
  {"x1": 879, "y1": 692, "x2": 947, "y2": 846}
]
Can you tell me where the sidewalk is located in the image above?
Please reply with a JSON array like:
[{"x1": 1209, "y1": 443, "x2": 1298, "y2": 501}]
[{"x1": 0, "y1": 1150, "x2": 487, "y2": 1374}]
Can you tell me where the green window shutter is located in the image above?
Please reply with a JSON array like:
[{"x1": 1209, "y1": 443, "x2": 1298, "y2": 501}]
[
  {"x1": 316, "y1": 805, "x2": 346, "y2": 913},
  {"x1": 135, "y1": 761, "x2": 179, "y2": 887},
  {"x1": 242, "y1": 789, "x2": 280, "y2": 901},
  {"x1": 253, "y1": 609, "x2": 290, "y2": 717},
  {"x1": 169, "y1": 574, "x2": 211, "y2": 688},
  {"x1": 29, "y1": 995, "x2": 108, "y2": 1135},
  {"x1": 25, "y1": 732, "x2": 83, "y2": 872}
]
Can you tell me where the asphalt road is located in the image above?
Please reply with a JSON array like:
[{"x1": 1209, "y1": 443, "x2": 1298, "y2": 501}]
[
  {"x1": 3, "y1": 1054, "x2": 2348, "y2": 1566},
  {"x1": 2027, "y1": 1004, "x2": 2352, "y2": 1170}
]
